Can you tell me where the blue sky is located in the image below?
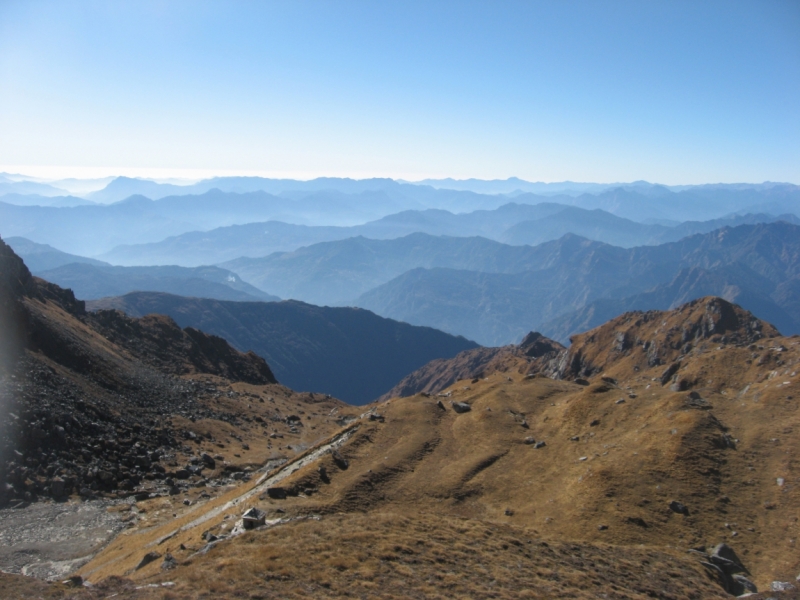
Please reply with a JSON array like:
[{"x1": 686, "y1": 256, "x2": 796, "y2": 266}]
[{"x1": 0, "y1": 0, "x2": 798, "y2": 183}]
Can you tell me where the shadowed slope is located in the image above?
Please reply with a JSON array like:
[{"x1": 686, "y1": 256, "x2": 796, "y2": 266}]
[{"x1": 88, "y1": 292, "x2": 478, "y2": 405}]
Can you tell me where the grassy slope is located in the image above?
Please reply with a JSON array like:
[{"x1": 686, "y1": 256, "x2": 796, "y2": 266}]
[{"x1": 45, "y1": 298, "x2": 797, "y2": 599}]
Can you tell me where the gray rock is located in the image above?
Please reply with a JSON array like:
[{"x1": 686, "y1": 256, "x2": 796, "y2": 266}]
[
  {"x1": 64, "y1": 575, "x2": 83, "y2": 587},
  {"x1": 534, "y1": 441, "x2": 547, "y2": 449},
  {"x1": 266, "y1": 487, "x2": 287, "y2": 499},
  {"x1": 700, "y1": 561, "x2": 733, "y2": 593},
  {"x1": 660, "y1": 361, "x2": 680, "y2": 385},
  {"x1": 772, "y1": 581, "x2": 796, "y2": 592},
  {"x1": 332, "y1": 450, "x2": 349, "y2": 470},
  {"x1": 201, "y1": 453, "x2": 216, "y2": 469},
  {"x1": 451, "y1": 401, "x2": 472, "y2": 414},
  {"x1": 135, "y1": 551, "x2": 161, "y2": 571},
  {"x1": 732, "y1": 575, "x2": 757, "y2": 594},
  {"x1": 711, "y1": 543, "x2": 749, "y2": 575},
  {"x1": 686, "y1": 395, "x2": 712, "y2": 410},
  {"x1": 161, "y1": 553, "x2": 178, "y2": 570},
  {"x1": 50, "y1": 477, "x2": 66, "y2": 498},
  {"x1": 669, "y1": 500, "x2": 689, "y2": 516},
  {"x1": 625, "y1": 516, "x2": 647, "y2": 528},
  {"x1": 524, "y1": 437, "x2": 536, "y2": 445}
]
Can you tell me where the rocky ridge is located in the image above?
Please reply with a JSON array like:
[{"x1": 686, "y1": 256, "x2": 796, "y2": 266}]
[{"x1": 378, "y1": 330, "x2": 565, "y2": 400}]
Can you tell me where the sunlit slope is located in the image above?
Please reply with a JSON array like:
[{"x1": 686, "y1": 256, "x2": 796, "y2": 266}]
[{"x1": 79, "y1": 297, "x2": 799, "y2": 595}]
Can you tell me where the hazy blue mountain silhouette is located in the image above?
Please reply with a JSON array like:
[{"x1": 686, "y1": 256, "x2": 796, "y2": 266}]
[
  {"x1": 36, "y1": 263, "x2": 277, "y2": 303},
  {"x1": 5, "y1": 237, "x2": 109, "y2": 272},
  {"x1": 353, "y1": 223, "x2": 800, "y2": 345}
]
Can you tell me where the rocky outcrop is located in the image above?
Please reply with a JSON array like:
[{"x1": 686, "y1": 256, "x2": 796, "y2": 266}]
[
  {"x1": 379, "y1": 331, "x2": 566, "y2": 400},
  {"x1": 549, "y1": 296, "x2": 778, "y2": 381},
  {"x1": 89, "y1": 309, "x2": 276, "y2": 385}
]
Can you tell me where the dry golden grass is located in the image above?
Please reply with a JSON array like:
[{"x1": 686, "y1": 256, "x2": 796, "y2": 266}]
[
  {"x1": 82, "y1": 512, "x2": 732, "y2": 599},
  {"x1": 18, "y1": 298, "x2": 800, "y2": 598}
]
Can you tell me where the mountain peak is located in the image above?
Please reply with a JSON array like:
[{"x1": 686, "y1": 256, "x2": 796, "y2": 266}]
[{"x1": 554, "y1": 296, "x2": 780, "y2": 382}]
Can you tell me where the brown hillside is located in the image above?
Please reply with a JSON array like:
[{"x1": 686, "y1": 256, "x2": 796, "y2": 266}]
[
  {"x1": 42, "y1": 296, "x2": 797, "y2": 599},
  {"x1": 0, "y1": 236, "x2": 358, "y2": 511}
]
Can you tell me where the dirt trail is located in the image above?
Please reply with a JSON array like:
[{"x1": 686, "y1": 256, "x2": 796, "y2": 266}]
[{"x1": 150, "y1": 425, "x2": 359, "y2": 548}]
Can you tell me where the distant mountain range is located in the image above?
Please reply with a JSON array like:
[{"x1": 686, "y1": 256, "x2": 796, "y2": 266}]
[
  {"x1": 5, "y1": 237, "x2": 274, "y2": 302},
  {"x1": 221, "y1": 233, "x2": 547, "y2": 305},
  {"x1": 5, "y1": 236, "x2": 108, "y2": 271},
  {"x1": 0, "y1": 193, "x2": 95, "y2": 207},
  {"x1": 0, "y1": 176, "x2": 69, "y2": 197},
  {"x1": 1, "y1": 176, "x2": 797, "y2": 257},
  {"x1": 87, "y1": 293, "x2": 478, "y2": 404},
  {"x1": 353, "y1": 223, "x2": 800, "y2": 344},
  {"x1": 101, "y1": 201, "x2": 798, "y2": 267},
  {"x1": 35, "y1": 263, "x2": 278, "y2": 302}
]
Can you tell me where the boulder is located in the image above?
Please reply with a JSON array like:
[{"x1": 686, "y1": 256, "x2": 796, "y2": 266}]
[
  {"x1": 625, "y1": 516, "x2": 648, "y2": 528},
  {"x1": 660, "y1": 361, "x2": 681, "y2": 385},
  {"x1": 161, "y1": 553, "x2": 178, "y2": 570},
  {"x1": 669, "y1": 500, "x2": 689, "y2": 516},
  {"x1": 332, "y1": 450, "x2": 349, "y2": 470},
  {"x1": 201, "y1": 453, "x2": 216, "y2": 469},
  {"x1": 135, "y1": 551, "x2": 161, "y2": 571},
  {"x1": 49, "y1": 477, "x2": 66, "y2": 498},
  {"x1": 266, "y1": 487, "x2": 287, "y2": 499},
  {"x1": 451, "y1": 402, "x2": 472, "y2": 414},
  {"x1": 732, "y1": 575, "x2": 757, "y2": 594},
  {"x1": 772, "y1": 581, "x2": 796, "y2": 592},
  {"x1": 710, "y1": 543, "x2": 749, "y2": 575}
]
